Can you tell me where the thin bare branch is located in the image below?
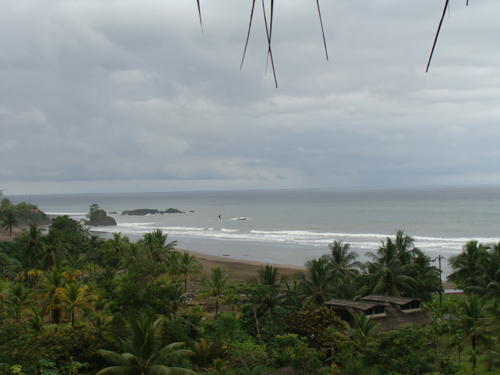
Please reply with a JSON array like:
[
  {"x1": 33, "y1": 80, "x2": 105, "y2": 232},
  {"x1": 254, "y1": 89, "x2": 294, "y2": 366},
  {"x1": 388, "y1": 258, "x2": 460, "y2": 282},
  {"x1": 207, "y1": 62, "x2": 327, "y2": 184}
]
[
  {"x1": 316, "y1": 0, "x2": 329, "y2": 61},
  {"x1": 196, "y1": 0, "x2": 203, "y2": 33},
  {"x1": 240, "y1": 0, "x2": 257, "y2": 69},
  {"x1": 261, "y1": 0, "x2": 278, "y2": 87},
  {"x1": 426, "y1": 0, "x2": 450, "y2": 73}
]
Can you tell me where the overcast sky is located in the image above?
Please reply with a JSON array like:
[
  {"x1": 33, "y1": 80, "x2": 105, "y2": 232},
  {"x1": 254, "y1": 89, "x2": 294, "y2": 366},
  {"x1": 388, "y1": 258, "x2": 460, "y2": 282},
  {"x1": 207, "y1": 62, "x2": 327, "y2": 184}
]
[{"x1": 2, "y1": 0, "x2": 500, "y2": 195}]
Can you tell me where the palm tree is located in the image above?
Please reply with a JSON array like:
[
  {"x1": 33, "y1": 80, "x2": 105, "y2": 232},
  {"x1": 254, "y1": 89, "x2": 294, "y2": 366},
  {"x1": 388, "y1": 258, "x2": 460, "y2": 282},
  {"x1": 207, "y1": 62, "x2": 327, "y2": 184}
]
[
  {"x1": 327, "y1": 240, "x2": 360, "y2": 277},
  {"x1": 139, "y1": 229, "x2": 178, "y2": 263},
  {"x1": 448, "y1": 240, "x2": 490, "y2": 289},
  {"x1": 16, "y1": 224, "x2": 43, "y2": 267},
  {"x1": 27, "y1": 307, "x2": 47, "y2": 333},
  {"x1": 89, "y1": 312, "x2": 113, "y2": 331},
  {"x1": 198, "y1": 266, "x2": 231, "y2": 316},
  {"x1": 281, "y1": 280, "x2": 305, "y2": 311},
  {"x1": 333, "y1": 273, "x2": 364, "y2": 300},
  {"x1": 364, "y1": 238, "x2": 417, "y2": 297},
  {"x1": 102, "y1": 232, "x2": 130, "y2": 270},
  {"x1": 38, "y1": 228, "x2": 69, "y2": 270},
  {"x1": 410, "y1": 248, "x2": 441, "y2": 301},
  {"x1": 97, "y1": 315, "x2": 195, "y2": 375},
  {"x1": 0, "y1": 210, "x2": 19, "y2": 239},
  {"x1": 166, "y1": 284, "x2": 188, "y2": 314},
  {"x1": 458, "y1": 294, "x2": 494, "y2": 374},
  {"x1": 139, "y1": 232, "x2": 167, "y2": 263},
  {"x1": 349, "y1": 312, "x2": 380, "y2": 347},
  {"x1": 53, "y1": 281, "x2": 97, "y2": 327},
  {"x1": 394, "y1": 229, "x2": 417, "y2": 265},
  {"x1": 0, "y1": 282, "x2": 35, "y2": 323},
  {"x1": 171, "y1": 251, "x2": 203, "y2": 293},
  {"x1": 255, "y1": 265, "x2": 286, "y2": 314},
  {"x1": 296, "y1": 257, "x2": 335, "y2": 305},
  {"x1": 119, "y1": 242, "x2": 147, "y2": 269},
  {"x1": 37, "y1": 267, "x2": 67, "y2": 324},
  {"x1": 194, "y1": 338, "x2": 214, "y2": 369},
  {"x1": 491, "y1": 241, "x2": 500, "y2": 257}
]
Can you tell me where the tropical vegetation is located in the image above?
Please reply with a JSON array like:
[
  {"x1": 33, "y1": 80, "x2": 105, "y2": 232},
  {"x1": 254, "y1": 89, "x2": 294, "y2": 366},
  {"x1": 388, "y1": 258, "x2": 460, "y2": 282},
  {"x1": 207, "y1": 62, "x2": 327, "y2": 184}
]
[{"x1": 1, "y1": 201, "x2": 500, "y2": 374}]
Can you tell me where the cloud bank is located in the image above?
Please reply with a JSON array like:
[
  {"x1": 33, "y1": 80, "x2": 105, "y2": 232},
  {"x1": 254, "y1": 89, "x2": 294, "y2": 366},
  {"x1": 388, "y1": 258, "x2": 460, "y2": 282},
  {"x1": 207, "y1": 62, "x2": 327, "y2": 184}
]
[{"x1": 2, "y1": 0, "x2": 500, "y2": 194}]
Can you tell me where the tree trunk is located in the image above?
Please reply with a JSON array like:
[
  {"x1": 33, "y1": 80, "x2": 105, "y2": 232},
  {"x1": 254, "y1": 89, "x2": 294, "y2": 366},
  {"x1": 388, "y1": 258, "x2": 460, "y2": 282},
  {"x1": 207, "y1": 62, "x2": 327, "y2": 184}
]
[
  {"x1": 253, "y1": 301, "x2": 261, "y2": 342},
  {"x1": 472, "y1": 335, "x2": 477, "y2": 375}
]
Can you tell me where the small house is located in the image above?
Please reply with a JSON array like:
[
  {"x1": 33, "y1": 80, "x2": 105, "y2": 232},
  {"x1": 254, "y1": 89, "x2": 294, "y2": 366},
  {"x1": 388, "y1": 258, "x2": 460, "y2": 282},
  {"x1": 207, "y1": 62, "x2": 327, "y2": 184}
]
[{"x1": 325, "y1": 295, "x2": 431, "y2": 332}]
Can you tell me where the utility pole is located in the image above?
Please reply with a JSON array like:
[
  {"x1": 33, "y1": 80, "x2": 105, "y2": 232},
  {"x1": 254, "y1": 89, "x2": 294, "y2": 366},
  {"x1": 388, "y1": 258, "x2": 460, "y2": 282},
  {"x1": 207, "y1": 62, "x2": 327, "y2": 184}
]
[{"x1": 433, "y1": 255, "x2": 445, "y2": 305}]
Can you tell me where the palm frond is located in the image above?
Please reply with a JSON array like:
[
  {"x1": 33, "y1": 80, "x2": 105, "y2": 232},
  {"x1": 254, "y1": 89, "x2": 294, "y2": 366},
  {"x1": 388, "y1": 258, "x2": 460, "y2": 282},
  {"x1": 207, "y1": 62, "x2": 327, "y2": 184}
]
[
  {"x1": 151, "y1": 343, "x2": 194, "y2": 365},
  {"x1": 97, "y1": 350, "x2": 130, "y2": 366},
  {"x1": 96, "y1": 365, "x2": 134, "y2": 375}
]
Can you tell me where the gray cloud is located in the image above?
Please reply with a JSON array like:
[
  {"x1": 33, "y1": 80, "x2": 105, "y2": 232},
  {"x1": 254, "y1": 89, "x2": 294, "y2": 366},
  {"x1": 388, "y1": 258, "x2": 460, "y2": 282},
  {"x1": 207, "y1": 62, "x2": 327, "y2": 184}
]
[{"x1": 1, "y1": 0, "x2": 500, "y2": 194}]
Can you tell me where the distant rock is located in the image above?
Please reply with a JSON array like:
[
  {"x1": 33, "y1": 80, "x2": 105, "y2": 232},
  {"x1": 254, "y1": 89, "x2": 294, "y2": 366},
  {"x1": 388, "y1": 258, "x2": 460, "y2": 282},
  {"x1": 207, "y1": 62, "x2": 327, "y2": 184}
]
[
  {"x1": 164, "y1": 208, "x2": 185, "y2": 214},
  {"x1": 109, "y1": 211, "x2": 118, "y2": 214},
  {"x1": 85, "y1": 209, "x2": 117, "y2": 226},
  {"x1": 122, "y1": 209, "x2": 160, "y2": 216},
  {"x1": 121, "y1": 208, "x2": 187, "y2": 216}
]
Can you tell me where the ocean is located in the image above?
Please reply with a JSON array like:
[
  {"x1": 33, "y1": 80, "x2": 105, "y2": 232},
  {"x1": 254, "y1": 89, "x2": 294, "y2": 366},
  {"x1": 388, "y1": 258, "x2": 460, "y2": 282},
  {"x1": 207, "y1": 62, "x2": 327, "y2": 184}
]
[{"x1": 8, "y1": 185, "x2": 500, "y2": 277}]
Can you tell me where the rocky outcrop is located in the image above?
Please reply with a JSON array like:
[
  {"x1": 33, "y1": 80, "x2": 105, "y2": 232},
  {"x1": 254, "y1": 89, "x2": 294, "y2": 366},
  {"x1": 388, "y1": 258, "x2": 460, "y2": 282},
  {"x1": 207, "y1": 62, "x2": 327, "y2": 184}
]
[
  {"x1": 164, "y1": 208, "x2": 185, "y2": 214},
  {"x1": 85, "y1": 209, "x2": 117, "y2": 226},
  {"x1": 122, "y1": 209, "x2": 160, "y2": 216},
  {"x1": 121, "y1": 208, "x2": 187, "y2": 216}
]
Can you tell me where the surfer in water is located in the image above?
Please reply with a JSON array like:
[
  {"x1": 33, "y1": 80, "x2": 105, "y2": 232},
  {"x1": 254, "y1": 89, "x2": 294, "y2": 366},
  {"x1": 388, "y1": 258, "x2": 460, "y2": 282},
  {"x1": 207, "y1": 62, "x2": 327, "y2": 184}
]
[{"x1": 218, "y1": 215, "x2": 221, "y2": 219}]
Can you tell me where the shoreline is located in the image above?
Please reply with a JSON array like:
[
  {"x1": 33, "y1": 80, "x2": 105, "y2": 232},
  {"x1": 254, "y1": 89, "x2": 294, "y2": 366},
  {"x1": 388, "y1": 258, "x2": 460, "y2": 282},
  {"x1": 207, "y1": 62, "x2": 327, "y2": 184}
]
[
  {"x1": 1, "y1": 221, "x2": 455, "y2": 288},
  {"x1": 0, "y1": 223, "x2": 306, "y2": 282}
]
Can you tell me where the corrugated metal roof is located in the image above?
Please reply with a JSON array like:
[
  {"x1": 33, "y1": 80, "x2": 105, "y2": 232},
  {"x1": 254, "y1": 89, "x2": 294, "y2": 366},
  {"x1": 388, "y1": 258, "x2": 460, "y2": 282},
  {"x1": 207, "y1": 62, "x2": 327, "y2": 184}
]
[
  {"x1": 361, "y1": 295, "x2": 423, "y2": 305},
  {"x1": 325, "y1": 299, "x2": 379, "y2": 311},
  {"x1": 325, "y1": 295, "x2": 431, "y2": 332}
]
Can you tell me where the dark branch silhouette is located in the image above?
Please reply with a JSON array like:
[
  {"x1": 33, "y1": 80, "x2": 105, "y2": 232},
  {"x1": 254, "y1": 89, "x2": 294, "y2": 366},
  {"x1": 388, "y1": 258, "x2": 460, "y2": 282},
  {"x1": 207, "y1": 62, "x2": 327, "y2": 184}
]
[
  {"x1": 316, "y1": 0, "x2": 329, "y2": 61},
  {"x1": 426, "y1": 0, "x2": 450, "y2": 73},
  {"x1": 197, "y1": 1, "x2": 471, "y2": 79}
]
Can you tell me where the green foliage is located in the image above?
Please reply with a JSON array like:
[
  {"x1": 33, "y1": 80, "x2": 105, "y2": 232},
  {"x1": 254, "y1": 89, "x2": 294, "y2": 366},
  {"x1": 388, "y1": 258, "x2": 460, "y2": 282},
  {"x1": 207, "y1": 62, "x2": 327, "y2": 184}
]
[
  {"x1": 226, "y1": 339, "x2": 268, "y2": 372},
  {"x1": 86, "y1": 204, "x2": 101, "y2": 222},
  {"x1": 1, "y1": 325, "x2": 109, "y2": 375},
  {"x1": 97, "y1": 314, "x2": 195, "y2": 375},
  {"x1": 287, "y1": 304, "x2": 343, "y2": 350},
  {"x1": 170, "y1": 251, "x2": 203, "y2": 293},
  {"x1": 160, "y1": 309, "x2": 204, "y2": 349},
  {"x1": 0, "y1": 200, "x2": 48, "y2": 224},
  {"x1": 361, "y1": 324, "x2": 438, "y2": 375},
  {"x1": 202, "y1": 313, "x2": 250, "y2": 358},
  {"x1": 0, "y1": 282, "x2": 35, "y2": 322},
  {"x1": 272, "y1": 334, "x2": 323, "y2": 375},
  {"x1": 198, "y1": 266, "x2": 231, "y2": 316},
  {"x1": 106, "y1": 259, "x2": 177, "y2": 318},
  {"x1": 448, "y1": 240, "x2": 490, "y2": 289},
  {"x1": 0, "y1": 250, "x2": 22, "y2": 279},
  {"x1": 296, "y1": 257, "x2": 335, "y2": 305},
  {"x1": 50, "y1": 217, "x2": 89, "y2": 256},
  {"x1": 0, "y1": 211, "x2": 19, "y2": 238}
]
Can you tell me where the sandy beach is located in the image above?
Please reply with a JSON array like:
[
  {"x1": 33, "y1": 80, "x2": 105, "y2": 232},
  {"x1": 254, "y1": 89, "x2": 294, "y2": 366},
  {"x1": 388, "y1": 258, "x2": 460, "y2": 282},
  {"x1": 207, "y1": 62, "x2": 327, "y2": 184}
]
[{"x1": 183, "y1": 249, "x2": 305, "y2": 281}]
